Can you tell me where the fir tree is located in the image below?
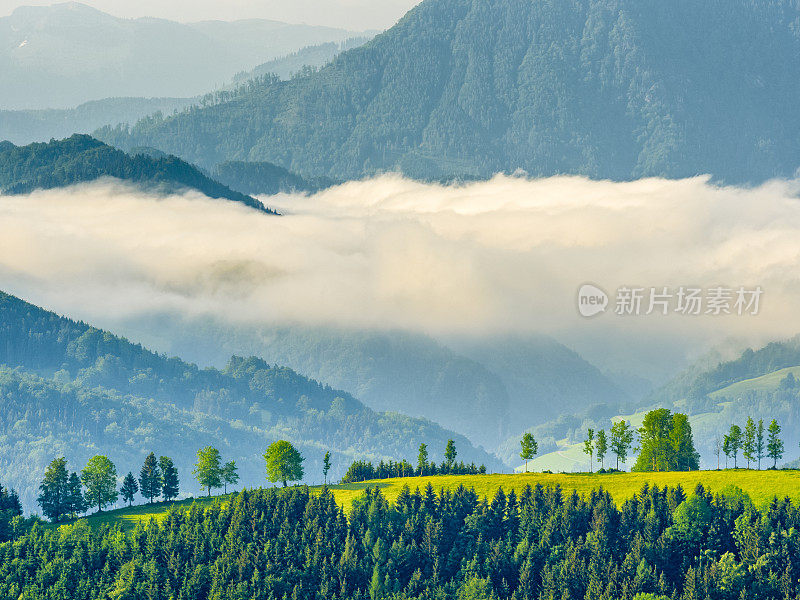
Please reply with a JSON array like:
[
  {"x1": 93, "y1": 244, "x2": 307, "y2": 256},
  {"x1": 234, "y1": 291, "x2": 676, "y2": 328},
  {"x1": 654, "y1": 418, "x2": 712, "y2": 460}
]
[
  {"x1": 121, "y1": 472, "x2": 138, "y2": 507},
  {"x1": 139, "y1": 452, "x2": 161, "y2": 503}
]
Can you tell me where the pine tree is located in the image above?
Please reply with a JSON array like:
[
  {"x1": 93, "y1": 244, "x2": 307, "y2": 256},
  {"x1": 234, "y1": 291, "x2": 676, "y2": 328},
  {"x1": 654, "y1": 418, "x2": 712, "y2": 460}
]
[
  {"x1": 66, "y1": 471, "x2": 85, "y2": 518},
  {"x1": 37, "y1": 457, "x2": 70, "y2": 523},
  {"x1": 767, "y1": 419, "x2": 784, "y2": 468},
  {"x1": 159, "y1": 456, "x2": 179, "y2": 501},
  {"x1": 121, "y1": 472, "x2": 138, "y2": 507},
  {"x1": 139, "y1": 452, "x2": 161, "y2": 503}
]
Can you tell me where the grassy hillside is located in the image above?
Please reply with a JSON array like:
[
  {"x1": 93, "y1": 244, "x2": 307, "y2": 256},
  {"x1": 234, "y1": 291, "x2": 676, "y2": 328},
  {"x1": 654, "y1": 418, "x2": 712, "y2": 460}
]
[{"x1": 71, "y1": 470, "x2": 800, "y2": 532}]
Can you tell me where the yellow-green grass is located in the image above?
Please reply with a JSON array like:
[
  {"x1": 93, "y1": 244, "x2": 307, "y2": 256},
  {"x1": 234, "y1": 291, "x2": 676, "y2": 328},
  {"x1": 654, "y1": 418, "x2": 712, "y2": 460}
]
[
  {"x1": 51, "y1": 494, "x2": 232, "y2": 531},
  {"x1": 70, "y1": 470, "x2": 800, "y2": 531},
  {"x1": 709, "y1": 365, "x2": 800, "y2": 399}
]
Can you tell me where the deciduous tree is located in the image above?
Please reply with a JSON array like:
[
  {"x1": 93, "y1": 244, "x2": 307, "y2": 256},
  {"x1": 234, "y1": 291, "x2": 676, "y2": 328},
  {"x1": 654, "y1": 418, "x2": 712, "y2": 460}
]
[{"x1": 264, "y1": 440, "x2": 304, "y2": 487}]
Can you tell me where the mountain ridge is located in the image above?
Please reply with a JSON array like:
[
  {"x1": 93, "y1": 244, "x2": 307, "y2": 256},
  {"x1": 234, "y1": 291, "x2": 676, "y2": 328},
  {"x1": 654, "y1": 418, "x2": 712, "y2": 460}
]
[{"x1": 96, "y1": 0, "x2": 800, "y2": 183}]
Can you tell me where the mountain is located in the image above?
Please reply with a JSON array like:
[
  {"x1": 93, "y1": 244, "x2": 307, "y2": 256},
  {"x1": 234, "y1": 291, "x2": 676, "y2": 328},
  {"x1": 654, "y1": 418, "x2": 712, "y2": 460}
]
[
  {"x1": 104, "y1": 317, "x2": 630, "y2": 453},
  {"x1": 231, "y1": 37, "x2": 374, "y2": 83},
  {"x1": 0, "y1": 134, "x2": 275, "y2": 212},
  {"x1": 0, "y1": 97, "x2": 196, "y2": 146},
  {"x1": 448, "y1": 334, "x2": 629, "y2": 429},
  {"x1": 212, "y1": 161, "x2": 335, "y2": 195},
  {"x1": 0, "y1": 291, "x2": 501, "y2": 510},
  {"x1": 98, "y1": 0, "x2": 800, "y2": 184},
  {"x1": 0, "y1": 2, "x2": 371, "y2": 109}
]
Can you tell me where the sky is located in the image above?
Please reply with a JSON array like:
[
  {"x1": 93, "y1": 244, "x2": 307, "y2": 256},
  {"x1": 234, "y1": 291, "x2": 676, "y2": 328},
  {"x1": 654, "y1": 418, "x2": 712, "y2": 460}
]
[
  {"x1": 2, "y1": 174, "x2": 799, "y2": 381},
  {"x1": 0, "y1": 0, "x2": 422, "y2": 30}
]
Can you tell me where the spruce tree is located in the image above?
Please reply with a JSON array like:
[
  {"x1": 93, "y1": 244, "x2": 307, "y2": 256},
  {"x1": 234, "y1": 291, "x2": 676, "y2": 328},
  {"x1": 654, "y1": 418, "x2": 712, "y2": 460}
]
[
  {"x1": 66, "y1": 471, "x2": 85, "y2": 517},
  {"x1": 37, "y1": 457, "x2": 69, "y2": 523},
  {"x1": 139, "y1": 452, "x2": 161, "y2": 503},
  {"x1": 121, "y1": 472, "x2": 138, "y2": 507},
  {"x1": 159, "y1": 456, "x2": 179, "y2": 501}
]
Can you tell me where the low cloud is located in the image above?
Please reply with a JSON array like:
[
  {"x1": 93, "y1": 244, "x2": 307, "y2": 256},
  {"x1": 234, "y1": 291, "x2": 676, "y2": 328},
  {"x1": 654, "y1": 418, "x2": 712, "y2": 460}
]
[{"x1": 2, "y1": 175, "x2": 800, "y2": 373}]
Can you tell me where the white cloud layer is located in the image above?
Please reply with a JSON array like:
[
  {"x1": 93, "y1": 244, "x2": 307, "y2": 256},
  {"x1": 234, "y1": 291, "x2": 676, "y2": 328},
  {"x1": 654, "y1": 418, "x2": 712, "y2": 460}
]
[{"x1": 2, "y1": 174, "x2": 800, "y2": 372}]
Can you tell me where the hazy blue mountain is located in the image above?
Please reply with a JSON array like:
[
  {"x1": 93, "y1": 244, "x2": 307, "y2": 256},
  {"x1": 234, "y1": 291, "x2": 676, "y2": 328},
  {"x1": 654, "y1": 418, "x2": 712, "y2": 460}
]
[
  {"x1": 448, "y1": 334, "x2": 629, "y2": 429},
  {"x1": 232, "y1": 37, "x2": 374, "y2": 83},
  {"x1": 0, "y1": 291, "x2": 500, "y2": 510},
  {"x1": 212, "y1": 161, "x2": 335, "y2": 195},
  {"x1": 0, "y1": 134, "x2": 274, "y2": 212},
  {"x1": 0, "y1": 97, "x2": 196, "y2": 145},
  {"x1": 106, "y1": 316, "x2": 632, "y2": 453},
  {"x1": 0, "y1": 2, "x2": 370, "y2": 109},
  {"x1": 98, "y1": 0, "x2": 800, "y2": 183}
]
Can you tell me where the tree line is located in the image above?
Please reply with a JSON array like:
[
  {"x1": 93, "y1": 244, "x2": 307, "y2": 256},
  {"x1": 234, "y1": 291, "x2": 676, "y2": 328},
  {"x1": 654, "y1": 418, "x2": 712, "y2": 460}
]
[
  {"x1": 34, "y1": 440, "x2": 314, "y2": 522},
  {"x1": 714, "y1": 417, "x2": 784, "y2": 469},
  {"x1": 342, "y1": 440, "x2": 487, "y2": 483},
  {"x1": 520, "y1": 409, "x2": 789, "y2": 473},
  {"x1": 2, "y1": 479, "x2": 800, "y2": 599}
]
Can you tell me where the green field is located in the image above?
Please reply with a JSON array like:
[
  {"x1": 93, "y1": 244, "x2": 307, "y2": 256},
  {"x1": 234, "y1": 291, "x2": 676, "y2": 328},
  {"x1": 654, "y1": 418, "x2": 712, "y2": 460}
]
[
  {"x1": 709, "y1": 365, "x2": 800, "y2": 398},
  {"x1": 68, "y1": 470, "x2": 800, "y2": 531}
]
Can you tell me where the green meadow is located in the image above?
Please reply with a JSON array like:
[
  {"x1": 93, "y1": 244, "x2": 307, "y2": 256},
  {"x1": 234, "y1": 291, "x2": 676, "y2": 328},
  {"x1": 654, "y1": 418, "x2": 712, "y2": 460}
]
[{"x1": 68, "y1": 469, "x2": 800, "y2": 531}]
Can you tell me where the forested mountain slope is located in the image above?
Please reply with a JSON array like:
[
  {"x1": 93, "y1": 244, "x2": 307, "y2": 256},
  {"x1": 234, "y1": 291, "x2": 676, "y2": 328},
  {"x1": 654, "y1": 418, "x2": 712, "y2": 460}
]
[
  {"x1": 0, "y1": 135, "x2": 274, "y2": 212},
  {"x1": 0, "y1": 291, "x2": 500, "y2": 510},
  {"x1": 99, "y1": 0, "x2": 800, "y2": 183},
  {"x1": 112, "y1": 320, "x2": 629, "y2": 452}
]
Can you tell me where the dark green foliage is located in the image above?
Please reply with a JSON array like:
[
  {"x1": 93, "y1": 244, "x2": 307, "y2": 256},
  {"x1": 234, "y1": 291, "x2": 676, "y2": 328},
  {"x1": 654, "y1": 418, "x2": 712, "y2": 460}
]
[
  {"x1": 98, "y1": 0, "x2": 800, "y2": 184},
  {"x1": 121, "y1": 472, "x2": 138, "y2": 506},
  {"x1": 159, "y1": 456, "x2": 179, "y2": 501},
  {"x1": 0, "y1": 290, "x2": 500, "y2": 510},
  {"x1": 0, "y1": 134, "x2": 275, "y2": 213},
  {"x1": 212, "y1": 161, "x2": 334, "y2": 195},
  {"x1": 0, "y1": 480, "x2": 22, "y2": 542},
  {"x1": 3, "y1": 483, "x2": 800, "y2": 599},
  {"x1": 139, "y1": 452, "x2": 161, "y2": 503},
  {"x1": 341, "y1": 457, "x2": 484, "y2": 483},
  {"x1": 36, "y1": 457, "x2": 70, "y2": 523}
]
